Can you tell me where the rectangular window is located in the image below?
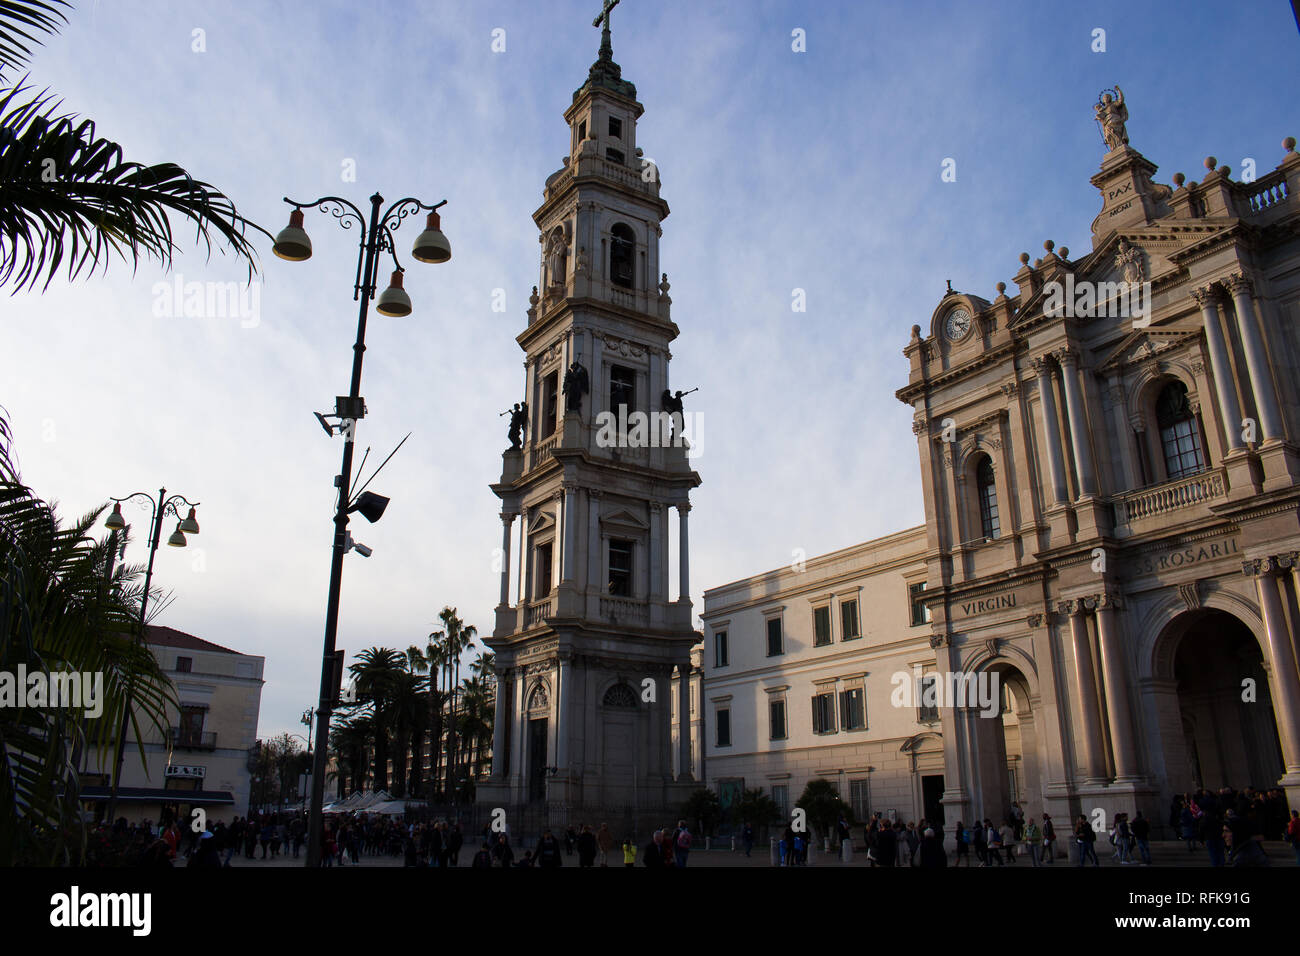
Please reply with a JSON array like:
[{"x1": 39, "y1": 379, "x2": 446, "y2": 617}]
[
  {"x1": 608, "y1": 116, "x2": 622, "y2": 138},
  {"x1": 716, "y1": 708, "x2": 731, "y2": 747},
  {"x1": 813, "y1": 606, "x2": 831, "y2": 647},
  {"x1": 840, "y1": 599, "x2": 860, "y2": 641},
  {"x1": 608, "y1": 538, "x2": 633, "y2": 596},
  {"x1": 769, "y1": 699, "x2": 787, "y2": 741},
  {"x1": 771, "y1": 784, "x2": 788, "y2": 817},
  {"x1": 812, "y1": 691, "x2": 836, "y2": 734},
  {"x1": 918, "y1": 675, "x2": 940, "y2": 723},
  {"x1": 609, "y1": 365, "x2": 635, "y2": 416},
  {"x1": 542, "y1": 371, "x2": 559, "y2": 438},
  {"x1": 176, "y1": 656, "x2": 193, "y2": 673},
  {"x1": 766, "y1": 618, "x2": 783, "y2": 657},
  {"x1": 840, "y1": 687, "x2": 865, "y2": 731},
  {"x1": 910, "y1": 582, "x2": 931, "y2": 626},
  {"x1": 536, "y1": 542, "x2": 553, "y2": 596},
  {"x1": 849, "y1": 779, "x2": 870, "y2": 822},
  {"x1": 179, "y1": 706, "x2": 205, "y2": 747},
  {"x1": 577, "y1": 120, "x2": 586, "y2": 141},
  {"x1": 714, "y1": 631, "x2": 728, "y2": 668}
]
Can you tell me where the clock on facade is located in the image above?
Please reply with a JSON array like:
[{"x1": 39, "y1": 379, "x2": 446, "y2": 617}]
[{"x1": 944, "y1": 307, "x2": 972, "y2": 341}]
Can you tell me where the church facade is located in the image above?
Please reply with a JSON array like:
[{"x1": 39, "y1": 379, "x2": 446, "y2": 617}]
[
  {"x1": 478, "y1": 22, "x2": 701, "y2": 827},
  {"x1": 702, "y1": 107, "x2": 1300, "y2": 836}
]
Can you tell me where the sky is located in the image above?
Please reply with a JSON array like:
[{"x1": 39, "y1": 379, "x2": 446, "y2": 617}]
[{"x1": 2, "y1": 0, "x2": 1297, "y2": 743}]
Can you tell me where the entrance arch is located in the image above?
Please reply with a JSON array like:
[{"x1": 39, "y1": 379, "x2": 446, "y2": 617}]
[
  {"x1": 965, "y1": 660, "x2": 1041, "y2": 825},
  {"x1": 1151, "y1": 608, "x2": 1283, "y2": 795}
]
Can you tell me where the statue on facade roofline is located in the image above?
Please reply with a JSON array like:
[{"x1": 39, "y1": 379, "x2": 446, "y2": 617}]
[
  {"x1": 563, "y1": 361, "x2": 589, "y2": 412},
  {"x1": 1095, "y1": 85, "x2": 1129, "y2": 153}
]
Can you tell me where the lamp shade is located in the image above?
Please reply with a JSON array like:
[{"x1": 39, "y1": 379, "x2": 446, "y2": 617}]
[
  {"x1": 411, "y1": 210, "x2": 451, "y2": 263},
  {"x1": 376, "y1": 271, "x2": 412, "y2": 317},
  {"x1": 350, "y1": 491, "x2": 390, "y2": 524},
  {"x1": 273, "y1": 208, "x2": 312, "y2": 261},
  {"x1": 179, "y1": 506, "x2": 200, "y2": 535},
  {"x1": 167, "y1": 522, "x2": 187, "y2": 547},
  {"x1": 105, "y1": 502, "x2": 126, "y2": 531}
]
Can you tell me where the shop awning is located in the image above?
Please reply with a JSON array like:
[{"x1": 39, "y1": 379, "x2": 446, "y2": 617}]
[{"x1": 80, "y1": 786, "x2": 235, "y2": 805}]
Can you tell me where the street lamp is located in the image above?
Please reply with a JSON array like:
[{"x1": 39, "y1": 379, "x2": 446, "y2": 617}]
[
  {"x1": 102, "y1": 487, "x2": 201, "y2": 825},
  {"x1": 275, "y1": 191, "x2": 451, "y2": 867}
]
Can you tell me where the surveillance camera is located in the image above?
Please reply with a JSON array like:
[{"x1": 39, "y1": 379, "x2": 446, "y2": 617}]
[{"x1": 353, "y1": 541, "x2": 373, "y2": 558}]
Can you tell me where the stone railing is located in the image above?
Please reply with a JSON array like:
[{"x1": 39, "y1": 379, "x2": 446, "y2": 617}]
[
  {"x1": 600, "y1": 596, "x2": 648, "y2": 625},
  {"x1": 1112, "y1": 468, "x2": 1225, "y2": 525},
  {"x1": 1236, "y1": 169, "x2": 1290, "y2": 214},
  {"x1": 530, "y1": 433, "x2": 559, "y2": 471},
  {"x1": 526, "y1": 598, "x2": 553, "y2": 628}
]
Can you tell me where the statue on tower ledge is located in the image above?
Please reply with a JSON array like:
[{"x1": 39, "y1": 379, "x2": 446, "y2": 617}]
[
  {"x1": 563, "y1": 361, "x2": 589, "y2": 412},
  {"x1": 505, "y1": 402, "x2": 528, "y2": 449},
  {"x1": 1095, "y1": 85, "x2": 1129, "y2": 153}
]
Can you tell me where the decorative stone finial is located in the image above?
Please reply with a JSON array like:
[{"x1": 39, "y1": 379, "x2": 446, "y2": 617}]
[
  {"x1": 1019, "y1": 252, "x2": 1030, "y2": 265},
  {"x1": 529, "y1": 285, "x2": 540, "y2": 306},
  {"x1": 1059, "y1": 247, "x2": 1069, "y2": 259},
  {"x1": 995, "y1": 281, "x2": 1006, "y2": 295},
  {"x1": 1043, "y1": 239, "x2": 1055, "y2": 252},
  {"x1": 1217, "y1": 165, "x2": 1230, "y2": 175},
  {"x1": 1172, "y1": 172, "x2": 1185, "y2": 187},
  {"x1": 910, "y1": 324, "x2": 922, "y2": 339},
  {"x1": 1285, "y1": 136, "x2": 1297, "y2": 153},
  {"x1": 658, "y1": 272, "x2": 670, "y2": 295},
  {"x1": 1033, "y1": 258, "x2": 1043, "y2": 268},
  {"x1": 1204, "y1": 156, "x2": 1217, "y2": 170}
]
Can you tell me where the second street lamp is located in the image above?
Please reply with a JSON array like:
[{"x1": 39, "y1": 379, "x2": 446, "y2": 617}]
[
  {"x1": 102, "y1": 487, "x2": 201, "y2": 826},
  {"x1": 275, "y1": 191, "x2": 450, "y2": 867}
]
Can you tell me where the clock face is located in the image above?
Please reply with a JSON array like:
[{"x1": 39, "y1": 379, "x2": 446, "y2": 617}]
[{"x1": 945, "y1": 308, "x2": 972, "y2": 341}]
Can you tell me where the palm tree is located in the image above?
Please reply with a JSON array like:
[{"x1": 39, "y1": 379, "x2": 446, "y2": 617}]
[
  {"x1": 0, "y1": 410, "x2": 175, "y2": 864},
  {"x1": 458, "y1": 674, "x2": 493, "y2": 781},
  {"x1": 0, "y1": 1, "x2": 267, "y2": 293},
  {"x1": 436, "y1": 607, "x2": 476, "y2": 802},
  {"x1": 328, "y1": 716, "x2": 373, "y2": 798},
  {"x1": 408, "y1": 638, "x2": 447, "y2": 799},
  {"x1": 347, "y1": 647, "x2": 404, "y2": 793}
]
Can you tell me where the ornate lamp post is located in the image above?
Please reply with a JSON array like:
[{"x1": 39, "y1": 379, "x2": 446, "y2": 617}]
[
  {"x1": 102, "y1": 488, "x2": 201, "y2": 825},
  {"x1": 273, "y1": 192, "x2": 451, "y2": 867}
]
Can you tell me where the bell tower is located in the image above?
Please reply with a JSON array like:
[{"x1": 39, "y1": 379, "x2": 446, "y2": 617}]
[{"x1": 480, "y1": 6, "x2": 701, "y2": 826}]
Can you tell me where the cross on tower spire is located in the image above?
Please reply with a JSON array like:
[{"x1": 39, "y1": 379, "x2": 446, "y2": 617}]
[{"x1": 592, "y1": 0, "x2": 620, "y2": 61}]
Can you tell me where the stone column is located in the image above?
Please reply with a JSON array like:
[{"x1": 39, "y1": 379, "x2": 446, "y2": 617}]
[
  {"x1": 1107, "y1": 376, "x2": 1138, "y2": 491},
  {"x1": 510, "y1": 668, "x2": 527, "y2": 787},
  {"x1": 1191, "y1": 286, "x2": 1244, "y2": 452},
  {"x1": 1095, "y1": 595, "x2": 1141, "y2": 781},
  {"x1": 499, "y1": 512, "x2": 516, "y2": 606},
  {"x1": 1225, "y1": 273, "x2": 1283, "y2": 442},
  {"x1": 556, "y1": 654, "x2": 571, "y2": 768},
  {"x1": 677, "y1": 666, "x2": 693, "y2": 781},
  {"x1": 677, "y1": 503, "x2": 691, "y2": 600},
  {"x1": 1064, "y1": 600, "x2": 1108, "y2": 783},
  {"x1": 551, "y1": 491, "x2": 563, "y2": 589},
  {"x1": 1054, "y1": 347, "x2": 1097, "y2": 498},
  {"x1": 491, "y1": 669, "x2": 510, "y2": 780},
  {"x1": 649, "y1": 502, "x2": 663, "y2": 599},
  {"x1": 1247, "y1": 559, "x2": 1300, "y2": 783},
  {"x1": 1032, "y1": 357, "x2": 1068, "y2": 504},
  {"x1": 561, "y1": 483, "x2": 577, "y2": 582}
]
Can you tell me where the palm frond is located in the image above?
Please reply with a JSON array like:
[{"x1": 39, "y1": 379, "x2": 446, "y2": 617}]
[
  {"x1": 0, "y1": 0, "x2": 69, "y2": 79},
  {"x1": 0, "y1": 82, "x2": 271, "y2": 292}
]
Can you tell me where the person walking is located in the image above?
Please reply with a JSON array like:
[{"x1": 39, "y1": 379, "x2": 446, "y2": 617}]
[
  {"x1": 1022, "y1": 817, "x2": 1042, "y2": 867},
  {"x1": 642, "y1": 831, "x2": 665, "y2": 868},
  {"x1": 876, "y1": 821, "x2": 897, "y2": 868},
  {"x1": 577, "y1": 824, "x2": 598, "y2": 867},
  {"x1": 904, "y1": 822, "x2": 920, "y2": 867},
  {"x1": 953, "y1": 821, "x2": 970, "y2": 867},
  {"x1": 1131, "y1": 811, "x2": 1151, "y2": 865},
  {"x1": 741, "y1": 822, "x2": 754, "y2": 858},
  {"x1": 447, "y1": 824, "x2": 464, "y2": 867},
  {"x1": 972, "y1": 819, "x2": 988, "y2": 866},
  {"x1": 493, "y1": 833, "x2": 515, "y2": 868},
  {"x1": 597, "y1": 823, "x2": 615, "y2": 867},
  {"x1": 1041, "y1": 813, "x2": 1055, "y2": 864},
  {"x1": 1000, "y1": 820, "x2": 1017, "y2": 864},
  {"x1": 621, "y1": 836, "x2": 637, "y2": 867},
  {"x1": 1075, "y1": 815, "x2": 1099, "y2": 866},
  {"x1": 673, "y1": 821, "x2": 693, "y2": 868}
]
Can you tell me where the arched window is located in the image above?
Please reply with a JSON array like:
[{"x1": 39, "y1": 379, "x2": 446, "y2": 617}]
[
  {"x1": 602, "y1": 683, "x2": 638, "y2": 708},
  {"x1": 976, "y1": 456, "x2": 1000, "y2": 539},
  {"x1": 610, "y1": 223, "x2": 635, "y2": 289},
  {"x1": 1155, "y1": 380, "x2": 1204, "y2": 480}
]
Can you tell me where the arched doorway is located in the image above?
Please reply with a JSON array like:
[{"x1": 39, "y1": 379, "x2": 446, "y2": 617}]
[
  {"x1": 967, "y1": 662, "x2": 1039, "y2": 825},
  {"x1": 1156, "y1": 608, "x2": 1283, "y2": 793}
]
